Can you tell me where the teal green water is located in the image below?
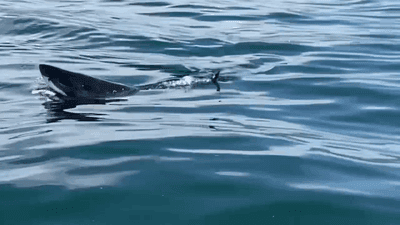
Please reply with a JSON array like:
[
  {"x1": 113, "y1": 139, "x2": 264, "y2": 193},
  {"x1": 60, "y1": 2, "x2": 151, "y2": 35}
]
[{"x1": 1, "y1": 0, "x2": 400, "y2": 224}]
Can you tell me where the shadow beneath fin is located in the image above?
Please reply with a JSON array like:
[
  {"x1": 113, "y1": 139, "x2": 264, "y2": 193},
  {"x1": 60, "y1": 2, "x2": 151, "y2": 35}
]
[{"x1": 43, "y1": 97, "x2": 127, "y2": 123}]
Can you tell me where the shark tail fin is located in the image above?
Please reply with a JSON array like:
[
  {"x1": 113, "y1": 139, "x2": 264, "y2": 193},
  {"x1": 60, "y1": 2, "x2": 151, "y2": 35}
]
[{"x1": 211, "y1": 71, "x2": 220, "y2": 92}]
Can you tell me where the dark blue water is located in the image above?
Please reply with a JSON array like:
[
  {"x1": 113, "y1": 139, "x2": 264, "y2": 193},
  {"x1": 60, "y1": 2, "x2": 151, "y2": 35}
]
[{"x1": 1, "y1": 0, "x2": 400, "y2": 224}]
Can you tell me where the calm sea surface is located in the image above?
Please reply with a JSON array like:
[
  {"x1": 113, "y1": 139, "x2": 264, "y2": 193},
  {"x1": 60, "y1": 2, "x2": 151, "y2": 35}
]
[{"x1": 1, "y1": 0, "x2": 400, "y2": 224}]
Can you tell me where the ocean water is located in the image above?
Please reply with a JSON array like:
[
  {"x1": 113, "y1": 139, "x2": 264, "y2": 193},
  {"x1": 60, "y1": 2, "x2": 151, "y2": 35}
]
[{"x1": 1, "y1": 0, "x2": 400, "y2": 224}]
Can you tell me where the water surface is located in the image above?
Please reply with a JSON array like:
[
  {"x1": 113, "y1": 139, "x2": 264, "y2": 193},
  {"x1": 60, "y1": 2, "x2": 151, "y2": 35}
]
[{"x1": 1, "y1": 0, "x2": 400, "y2": 224}]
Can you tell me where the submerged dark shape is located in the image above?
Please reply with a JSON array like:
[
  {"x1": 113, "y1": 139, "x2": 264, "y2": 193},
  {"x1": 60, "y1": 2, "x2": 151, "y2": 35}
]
[
  {"x1": 38, "y1": 64, "x2": 221, "y2": 101},
  {"x1": 44, "y1": 104, "x2": 106, "y2": 123},
  {"x1": 42, "y1": 98, "x2": 128, "y2": 112}
]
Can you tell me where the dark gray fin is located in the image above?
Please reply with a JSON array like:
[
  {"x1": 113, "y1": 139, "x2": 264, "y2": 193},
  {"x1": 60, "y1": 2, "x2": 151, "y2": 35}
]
[{"x1": 39, "y1": 64, "x2": 138, "y2": 99}]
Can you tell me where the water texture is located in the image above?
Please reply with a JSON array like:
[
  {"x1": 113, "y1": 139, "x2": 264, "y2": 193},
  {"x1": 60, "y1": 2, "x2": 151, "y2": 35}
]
[{"x1": 0, "y1": 0, "x2": 400, "y2": 224}]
